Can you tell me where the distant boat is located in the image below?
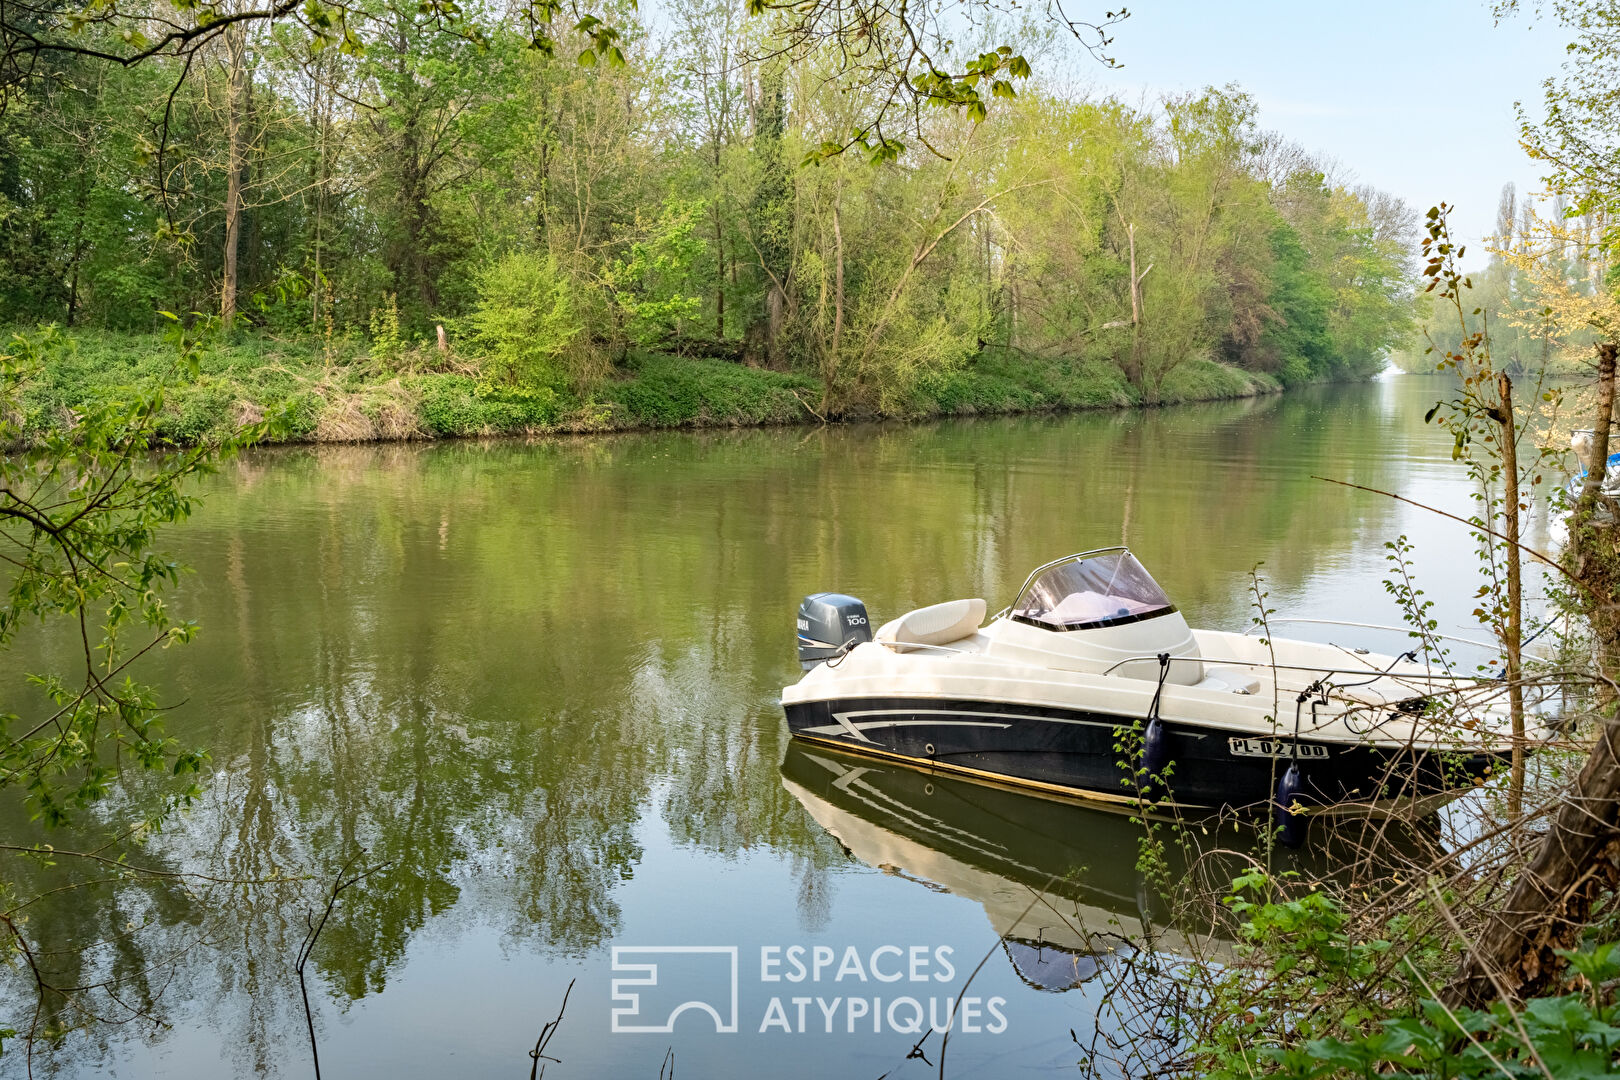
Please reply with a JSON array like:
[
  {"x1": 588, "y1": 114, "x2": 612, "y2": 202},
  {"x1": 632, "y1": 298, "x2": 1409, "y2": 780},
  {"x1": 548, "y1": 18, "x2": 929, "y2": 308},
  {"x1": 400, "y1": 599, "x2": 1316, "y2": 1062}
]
[{"x1": 1566, "y1": 429, "x2": 1620, "y2": 500}]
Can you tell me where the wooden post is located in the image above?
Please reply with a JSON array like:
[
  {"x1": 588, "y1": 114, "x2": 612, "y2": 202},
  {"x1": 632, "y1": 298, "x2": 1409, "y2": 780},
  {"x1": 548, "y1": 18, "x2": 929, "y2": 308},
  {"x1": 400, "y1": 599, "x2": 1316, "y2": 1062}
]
[{"x1": 1497, "y1": 372, "x2": 1525, "y2": 819}]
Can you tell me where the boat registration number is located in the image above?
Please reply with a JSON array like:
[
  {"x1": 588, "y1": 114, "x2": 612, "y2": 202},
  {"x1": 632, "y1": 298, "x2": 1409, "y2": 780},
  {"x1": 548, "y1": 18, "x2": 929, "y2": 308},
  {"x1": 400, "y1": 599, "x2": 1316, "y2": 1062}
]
[{"x1": 1229, "y1": 738, "x2": 1329, "y2": 759}]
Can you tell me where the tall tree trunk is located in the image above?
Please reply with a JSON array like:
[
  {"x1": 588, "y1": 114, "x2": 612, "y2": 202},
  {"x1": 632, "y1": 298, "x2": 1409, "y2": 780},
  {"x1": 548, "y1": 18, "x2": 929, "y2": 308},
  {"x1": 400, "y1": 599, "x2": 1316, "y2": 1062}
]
[
  {"x1": 1450, "y1": 342, "x2": 1620, "y2": 1008},
  {"x1": 711, "y1": 123, "x2": 725, "y2": 341},
  {"x1": 310, "y1": 53, "x2": 326, "y2": 331},
  {"x1": 221, "y1": 23, "x2": 247, "y2": 331},
  {"x1": 1124, "y1": 222, "x2": 1153, "y2": 398},
  {"x1": 535, "y1": 79, "x2": 551, "y2": 244},
  {"x1": 713, "y1": 202, "x2": 725, "y2": 339},
  {"x1": 1577, "y1": 344, "x2": 1617, "y2": 523},
  {"x1": 65, "y1": 170, "x2": 88, "y2": 326},
  {"x1": 831, "y1": 190, "x2": 844, "y2": 362}
]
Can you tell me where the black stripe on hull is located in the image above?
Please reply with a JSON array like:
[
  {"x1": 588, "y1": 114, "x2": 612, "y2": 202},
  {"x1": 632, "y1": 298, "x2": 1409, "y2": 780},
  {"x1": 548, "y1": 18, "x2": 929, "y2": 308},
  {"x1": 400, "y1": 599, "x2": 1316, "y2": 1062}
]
[{"x1": 783, "y1": 695, "x2": 1504, "y2": 812}]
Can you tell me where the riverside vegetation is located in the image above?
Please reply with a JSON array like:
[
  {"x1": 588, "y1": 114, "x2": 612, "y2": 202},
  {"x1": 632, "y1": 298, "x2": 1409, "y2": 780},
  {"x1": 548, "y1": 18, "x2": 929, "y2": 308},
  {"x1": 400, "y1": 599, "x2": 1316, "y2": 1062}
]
[
  {"x1": 0, "y1": 0, "x2": 1419, "y2": 445},
  {"x1": 9, "y1": 0, "x2": 1620, "y2": 1074},
  {"x1": 1392, "y1": 181, "x2": 1615, "y2": 377}
]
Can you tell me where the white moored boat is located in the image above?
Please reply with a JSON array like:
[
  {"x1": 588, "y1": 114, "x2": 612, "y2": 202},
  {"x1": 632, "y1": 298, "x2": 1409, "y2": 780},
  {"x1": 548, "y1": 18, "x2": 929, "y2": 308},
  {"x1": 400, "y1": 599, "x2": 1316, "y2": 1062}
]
[{"x1": 784, "y1": 547, "x2": 1531, "y2": 841}]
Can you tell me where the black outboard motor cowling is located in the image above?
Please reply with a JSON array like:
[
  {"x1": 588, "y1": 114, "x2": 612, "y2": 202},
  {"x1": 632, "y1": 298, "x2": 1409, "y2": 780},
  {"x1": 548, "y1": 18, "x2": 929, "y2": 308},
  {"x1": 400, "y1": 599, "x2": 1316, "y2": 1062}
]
[{"x1": 797, "y1": 593, "x2": 873, "y2": 669}]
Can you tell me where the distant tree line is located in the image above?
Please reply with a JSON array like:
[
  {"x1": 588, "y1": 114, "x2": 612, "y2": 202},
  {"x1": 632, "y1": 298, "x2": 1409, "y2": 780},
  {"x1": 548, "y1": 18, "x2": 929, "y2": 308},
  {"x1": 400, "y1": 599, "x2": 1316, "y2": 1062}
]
[{"x1": 1397, "y1": 180, "x2": 1614, "y2": 374}]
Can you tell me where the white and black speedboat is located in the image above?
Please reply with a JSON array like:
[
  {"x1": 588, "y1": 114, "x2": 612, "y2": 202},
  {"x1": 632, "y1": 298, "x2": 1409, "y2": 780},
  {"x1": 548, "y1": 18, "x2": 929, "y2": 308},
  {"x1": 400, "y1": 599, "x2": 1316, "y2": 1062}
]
[{"x1": 784, "y1": 548, "x2": 1531, "y2": 835}]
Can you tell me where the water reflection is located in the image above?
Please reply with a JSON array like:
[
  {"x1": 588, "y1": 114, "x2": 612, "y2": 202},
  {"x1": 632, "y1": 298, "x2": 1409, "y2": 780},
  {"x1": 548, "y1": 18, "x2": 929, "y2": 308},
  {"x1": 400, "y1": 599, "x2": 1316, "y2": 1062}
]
[
  {"x1": 780, "y1": 740, "x2": 1450, "y2": 996},
  {"x1": 0, "y1": 378, "x2": 1493, "y2": 1077},
  {"x1": 781, "y1": 741, "x2": 1178, "y2": 992}
]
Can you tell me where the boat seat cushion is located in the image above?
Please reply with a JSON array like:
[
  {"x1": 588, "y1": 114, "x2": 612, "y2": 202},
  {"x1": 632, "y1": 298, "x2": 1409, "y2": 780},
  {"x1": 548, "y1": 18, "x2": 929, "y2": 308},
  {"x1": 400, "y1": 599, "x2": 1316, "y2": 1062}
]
[
  {"x1": 876, "y1": 598, "x2": 988, "y2": 648},
  {"x1": 1197, "y1": 666, "x2": 1262, "y2": 695}
]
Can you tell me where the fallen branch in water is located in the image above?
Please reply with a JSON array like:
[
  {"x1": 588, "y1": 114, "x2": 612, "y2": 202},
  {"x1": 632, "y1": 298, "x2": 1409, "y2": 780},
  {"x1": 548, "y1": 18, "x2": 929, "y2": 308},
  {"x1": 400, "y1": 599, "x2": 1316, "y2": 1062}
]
[{"x1": 792, "y1": 388, "x2": 828, "y2": 424}]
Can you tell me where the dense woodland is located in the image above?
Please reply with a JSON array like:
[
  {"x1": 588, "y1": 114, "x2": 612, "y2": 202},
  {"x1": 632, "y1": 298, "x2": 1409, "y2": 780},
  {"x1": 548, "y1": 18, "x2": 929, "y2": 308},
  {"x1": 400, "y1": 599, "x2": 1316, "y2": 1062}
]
[{"x1": 0, "y1": 2, "x2": 1419, "y2": 438}]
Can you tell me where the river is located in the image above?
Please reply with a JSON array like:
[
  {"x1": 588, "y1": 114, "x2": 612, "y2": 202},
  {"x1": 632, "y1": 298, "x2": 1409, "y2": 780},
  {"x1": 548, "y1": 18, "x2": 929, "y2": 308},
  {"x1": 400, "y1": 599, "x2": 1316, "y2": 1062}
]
[{"x1": 1, "y1": 375, "x2": 1551, "y2": 1078}]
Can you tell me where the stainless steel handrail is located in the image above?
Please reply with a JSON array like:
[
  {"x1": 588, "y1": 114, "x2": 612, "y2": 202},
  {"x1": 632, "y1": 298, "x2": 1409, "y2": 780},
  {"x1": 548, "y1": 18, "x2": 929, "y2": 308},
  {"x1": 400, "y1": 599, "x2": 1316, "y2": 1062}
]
[
  {"x1": 866, "y1": 639, "x2": 1490, "y2": 683},
  {"x1": 1097, "y1": 654, "x2": 1491, "y2": 681},
  {"x1": 869, "y1": 638, "x2": 974, "y2": 656},
  {"x1": 1240, "y1": 617, "x2": 1499, "y2": 652}
]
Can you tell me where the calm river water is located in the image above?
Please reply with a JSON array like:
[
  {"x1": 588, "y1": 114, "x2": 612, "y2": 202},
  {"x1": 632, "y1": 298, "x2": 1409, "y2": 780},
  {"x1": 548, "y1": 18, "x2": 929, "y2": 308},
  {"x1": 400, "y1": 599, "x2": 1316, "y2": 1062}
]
[{"x1": 3, "y1": 376, "x2": 1548, "y2": 1078}]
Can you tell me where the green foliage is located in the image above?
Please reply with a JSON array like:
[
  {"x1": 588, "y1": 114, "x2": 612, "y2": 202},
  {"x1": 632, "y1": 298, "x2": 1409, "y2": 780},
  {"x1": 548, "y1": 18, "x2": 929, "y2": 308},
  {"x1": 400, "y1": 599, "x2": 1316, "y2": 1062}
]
[
  {"x1": 604, "y1": 199, "x2": 708, "y2": 350},
  {"x1": 1159, "y1": 358, "x2": 1281, "y2": 402},
  {"x1": 1185, "y1": 869, "x2": 1620, "y2": 1080},
  {"x1": 0, "y1": 16, "x2": 1412, "y2": 431},
  {"x1": 1211, "y1": 867, "x2": 1620, "y2": 1080},
  {"x1": 464, "y1": 252, "x2": 594, "y2": 392},
  {"x1": 601, "y1": 352, "x2": 815, "y2": 426},
  {"x1": 414, "y1": 373, "x2": 563, "y2": 434},
  {"x1": 1260, "y1": 221, "x2": 1335, "y2": 384},
  {"x1": 1274, "y1": 979, "x2": 1620, "y2": 1079},
  {"x1": 368, "y1": 294, "x2": 405, "y2": 370},
  {"x1": 5, "y1": 328, "x2": 1294, "y2": 445},
  {"x1": 0, "y1": 323, "x2": 268, "y2": 825},
  {"x1": 1190, "y1": 870, "x2": 1405, "y2": 1080}
]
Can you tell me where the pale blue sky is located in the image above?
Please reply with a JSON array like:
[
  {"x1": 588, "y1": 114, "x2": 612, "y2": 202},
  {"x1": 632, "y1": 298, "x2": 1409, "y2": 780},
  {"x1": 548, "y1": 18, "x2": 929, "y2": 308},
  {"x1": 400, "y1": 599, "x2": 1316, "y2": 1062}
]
[{"x1": 1074, "y1": 0, "x2": 1570, "y2": 254}]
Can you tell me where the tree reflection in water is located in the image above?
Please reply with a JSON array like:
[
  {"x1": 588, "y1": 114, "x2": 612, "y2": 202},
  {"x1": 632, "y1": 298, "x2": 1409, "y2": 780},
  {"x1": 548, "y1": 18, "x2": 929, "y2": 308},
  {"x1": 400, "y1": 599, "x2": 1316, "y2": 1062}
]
[{"x1": 2, "y1": 381, "x2": 1456, "y2": 1074}]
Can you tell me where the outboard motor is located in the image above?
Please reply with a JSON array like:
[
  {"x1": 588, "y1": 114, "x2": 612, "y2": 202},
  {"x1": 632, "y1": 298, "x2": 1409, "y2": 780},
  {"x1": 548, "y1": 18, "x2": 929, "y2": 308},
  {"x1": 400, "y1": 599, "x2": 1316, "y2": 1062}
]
[{"x1": 797, "y1": 593, "x2": 872, "y2": 669}]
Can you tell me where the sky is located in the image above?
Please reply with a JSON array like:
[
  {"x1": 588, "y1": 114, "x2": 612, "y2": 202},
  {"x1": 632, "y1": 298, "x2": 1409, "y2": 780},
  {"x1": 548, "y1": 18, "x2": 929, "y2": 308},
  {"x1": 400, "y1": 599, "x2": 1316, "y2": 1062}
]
[{"x1": 1067, "y1": 0, "x2": 1573, "y2": 256}]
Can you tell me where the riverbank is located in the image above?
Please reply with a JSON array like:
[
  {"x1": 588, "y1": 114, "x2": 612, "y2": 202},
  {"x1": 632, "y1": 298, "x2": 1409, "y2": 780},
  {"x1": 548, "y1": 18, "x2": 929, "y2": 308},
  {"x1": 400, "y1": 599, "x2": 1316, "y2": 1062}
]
[{"x1": 9, "y1": 329, "x2": 1283, "y2": 446}]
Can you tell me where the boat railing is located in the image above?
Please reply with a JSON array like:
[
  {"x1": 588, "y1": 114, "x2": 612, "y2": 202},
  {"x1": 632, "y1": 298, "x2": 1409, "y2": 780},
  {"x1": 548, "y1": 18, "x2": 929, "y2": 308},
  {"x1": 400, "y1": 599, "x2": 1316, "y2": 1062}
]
[
  {"x1": 870, "y1": 638, "x2": 975, "y2": 656},
  {"x1": 1097, "y1": 654, "x2": 1493, "y2": 682},
  {"x1": 869, "y1": 637, "x2": 1494, "y2": 683},
  {"x1": 1239, "y1": 617, "x2": 1500, "y2": 653}
]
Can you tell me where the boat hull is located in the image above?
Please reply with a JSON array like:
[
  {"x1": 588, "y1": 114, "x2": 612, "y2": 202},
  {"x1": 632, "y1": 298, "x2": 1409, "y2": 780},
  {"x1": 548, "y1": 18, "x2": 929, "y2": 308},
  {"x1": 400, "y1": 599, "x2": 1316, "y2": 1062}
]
[{"x1": 783, "y1": 694, "x2": 1505, "y2": 814}]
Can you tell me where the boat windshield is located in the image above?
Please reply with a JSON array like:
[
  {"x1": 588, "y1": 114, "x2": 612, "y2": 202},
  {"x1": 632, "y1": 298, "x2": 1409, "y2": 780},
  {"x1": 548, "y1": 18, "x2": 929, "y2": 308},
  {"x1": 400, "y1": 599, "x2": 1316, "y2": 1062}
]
[{"x1": 1011, "y1": 551, "x2": 1176, "y2": 631}]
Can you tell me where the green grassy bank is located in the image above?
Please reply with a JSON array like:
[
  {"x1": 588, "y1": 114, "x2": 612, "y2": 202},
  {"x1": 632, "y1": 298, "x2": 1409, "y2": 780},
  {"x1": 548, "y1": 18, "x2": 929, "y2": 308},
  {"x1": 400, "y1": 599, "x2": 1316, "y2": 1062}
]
[{"x1": 9, "y1": 330, "x2": 1283, "y2": 447}]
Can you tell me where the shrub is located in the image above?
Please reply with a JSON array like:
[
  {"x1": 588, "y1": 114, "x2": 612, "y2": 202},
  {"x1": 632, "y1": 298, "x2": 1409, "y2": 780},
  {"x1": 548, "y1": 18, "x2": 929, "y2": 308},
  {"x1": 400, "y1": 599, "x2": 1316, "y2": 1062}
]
[
  {"x1": 1187, "y1": 871, "x2": 1620, "y2": 1080},
  {"x1": 464, "y1": 253, "x2": 603, "y2": 394},
  {"x1": 368, "y1": 293, "x2": 404, "y2": 370}
]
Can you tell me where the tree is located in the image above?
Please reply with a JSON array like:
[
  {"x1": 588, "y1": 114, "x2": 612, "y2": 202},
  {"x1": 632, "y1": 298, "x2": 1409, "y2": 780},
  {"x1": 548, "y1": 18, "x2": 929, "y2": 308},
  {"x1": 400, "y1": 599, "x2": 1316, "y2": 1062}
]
[
  {"x1": 0, "y1": 322, "x2": 273, "y2": 1045},
  {"x1": 745, "y1": 61, "x2": 792, "y2": 363},
  {"x1": 220, "y1": 20, "x2": 249, "y2": 329},
  {"x1": 0, "y1": 324, "x2": 268, "y2": 824},
  {"x1": 1434, "y1": 1, "x2": 1620, "y2": 1005}
]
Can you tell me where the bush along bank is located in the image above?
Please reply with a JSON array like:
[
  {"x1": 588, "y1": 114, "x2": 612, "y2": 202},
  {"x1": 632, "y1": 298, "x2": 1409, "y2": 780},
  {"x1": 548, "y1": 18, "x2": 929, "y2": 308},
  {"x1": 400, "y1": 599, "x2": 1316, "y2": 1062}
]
[{"x1": 7, "y1": 329, "x2": 1284, "y2": 447}]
